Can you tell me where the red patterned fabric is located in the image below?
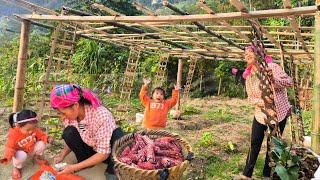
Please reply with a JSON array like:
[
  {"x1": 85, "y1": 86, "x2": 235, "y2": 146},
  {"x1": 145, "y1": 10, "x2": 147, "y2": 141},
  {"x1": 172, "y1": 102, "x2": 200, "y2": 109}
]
[
  {"x1": 245, "y1": 62, "x2": 293, "y2": 125},
  {"x1": 63, "y1": 105, "x2": 117, "y2": 154}
]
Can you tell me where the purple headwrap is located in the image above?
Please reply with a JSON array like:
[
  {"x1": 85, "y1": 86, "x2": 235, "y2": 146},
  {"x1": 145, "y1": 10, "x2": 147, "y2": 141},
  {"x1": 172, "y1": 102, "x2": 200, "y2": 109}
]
[{"x1": 50, "y1": 84, "x2": 101, "y2": 109}]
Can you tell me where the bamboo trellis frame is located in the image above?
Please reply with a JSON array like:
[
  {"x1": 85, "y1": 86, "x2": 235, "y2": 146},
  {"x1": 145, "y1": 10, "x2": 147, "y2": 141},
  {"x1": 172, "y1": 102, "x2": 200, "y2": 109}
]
[{"x1": 5, "y1": 0, "x2": 320, "y2": 152}]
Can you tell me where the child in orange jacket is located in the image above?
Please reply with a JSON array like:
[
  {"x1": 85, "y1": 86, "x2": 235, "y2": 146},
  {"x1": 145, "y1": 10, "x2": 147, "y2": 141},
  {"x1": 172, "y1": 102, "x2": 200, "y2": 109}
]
[
  {"x1": 0, "y1": 109, "x2": 52, "y2": 179},
  {"x1": 139, "y1": 78, "x2": 180, "y2": 129}
]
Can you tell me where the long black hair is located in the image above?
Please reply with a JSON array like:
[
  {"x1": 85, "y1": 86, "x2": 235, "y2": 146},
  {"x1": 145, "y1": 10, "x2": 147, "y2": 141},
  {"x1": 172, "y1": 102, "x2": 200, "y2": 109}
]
[
  {"x1": 8, "y1": 109, "x2": 37, "y2": 128},
  {"x1": 73, "y1": 85, "x2": 92, "y2": 106}
]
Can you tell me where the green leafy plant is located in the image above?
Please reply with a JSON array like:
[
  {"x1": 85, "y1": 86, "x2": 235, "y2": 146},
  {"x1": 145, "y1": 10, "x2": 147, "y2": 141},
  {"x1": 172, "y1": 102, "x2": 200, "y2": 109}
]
[
  {"x1": 302, "y1": 110, "x2": 312, "y2": 136},
  {"x1": 271, "y1": 137, "x2": 301, "y2": 180},
  {"x1": 183, "y1": 105, "x2": 201, "y2": 115},
  {"x1": 42, "y1": 118, "x2": 63, "y2": 140},
  {"x1": 196, "y1": 132, "x2": 214, "y2": 148},
  {"x1": 202, "y1": 108, "x2": 233, "y2": 123},
  {"x1": 225, "y1": 141, "x2": 238, "y2": 154},
  {"x1": 119, "y1": 121, "x2": 139, "y2": 133}
]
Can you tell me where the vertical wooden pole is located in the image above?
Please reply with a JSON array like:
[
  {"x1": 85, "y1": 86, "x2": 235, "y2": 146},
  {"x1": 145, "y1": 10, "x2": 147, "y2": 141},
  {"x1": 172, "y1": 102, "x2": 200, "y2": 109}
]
[
  {"x1": 200, "y1": 74, "x2": 203, "y2": 91},
  {"x1": 218, "y1": 77, "x2": 222, "y2": 96},
  {"x1": 13, "y1": 20, "x2": 31, "y2": 112},
  {"x1": 312, "y1": 2, "x2": 320, "y2": 153},
  {"x1": 280, "y1": 42, "x2": 285, "y2": 70},
  {"x1": 175, "y1": 58, "x2": 183, "y2": 111}
]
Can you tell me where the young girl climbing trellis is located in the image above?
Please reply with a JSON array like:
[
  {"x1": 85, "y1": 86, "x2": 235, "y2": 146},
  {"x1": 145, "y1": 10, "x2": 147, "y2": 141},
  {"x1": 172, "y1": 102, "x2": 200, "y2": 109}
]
[
  {"x1": 139, "y1": 78, "x2": 180, "y2": 129},
  {"x1": 0, "y1": 109, "x2": 53, "y2": 180}
]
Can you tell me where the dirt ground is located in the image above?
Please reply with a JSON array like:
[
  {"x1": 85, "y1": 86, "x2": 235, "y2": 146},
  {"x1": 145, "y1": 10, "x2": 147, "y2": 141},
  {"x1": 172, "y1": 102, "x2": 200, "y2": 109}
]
[{"x1": 0, "y1": 97, "x2": 293, "y2": 180}]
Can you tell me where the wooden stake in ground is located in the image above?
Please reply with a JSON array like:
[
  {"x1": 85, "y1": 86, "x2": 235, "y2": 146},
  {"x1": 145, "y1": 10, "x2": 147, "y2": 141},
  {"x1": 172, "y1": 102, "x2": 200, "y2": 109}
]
[
  {"x1": 13, "y1": 19, "x2": 31, "y2": 112},
  {"x1": 311, "y1": 1, "x2": 320, "y2": 153},
  {"x1": 175, "y1": 58, "x2": 183, "y2": 111},
  {"x1": 218, "y1": 77, "x2": 222, "y2": 96},
  {"x1": 280, "y1": 42, "x2": 285, "y2": 70}
]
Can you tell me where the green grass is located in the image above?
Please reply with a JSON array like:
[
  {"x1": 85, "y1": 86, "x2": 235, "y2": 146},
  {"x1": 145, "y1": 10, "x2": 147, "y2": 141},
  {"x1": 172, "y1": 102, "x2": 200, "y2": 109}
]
[
  {"x1": 182, "y1": 105, "x2": 201, "y2": 115},
  {"x1": 205, "y1": 153, "x2": 245, "y2": 179},
  {"x1": 202, "y1": 108, "x2": 234, "y2": 123},
  {"x1": 239, "y1": 104, "x2": 253, "y2": 113},
  {"x1": 204, "y1": 153, "x2": 265, "y2": 179},
  {"x1": 130, "y1": 98, "x2": 143, "y2": 111},
  {"x1": 41, "y1": 118, "x2": 64, "y2": 141},
  {"x1": 195, "y1": 132, "x2": 215, "y2": 148},
  {"x1": 254, "y1": 155, "x2": 266, "y2": 178},
  {"x1": 192, "y1": 144, "x2": 266, "y2": 179},
  {"x1": 104, "y1": 95, "x2": 121, "y2": 108}
]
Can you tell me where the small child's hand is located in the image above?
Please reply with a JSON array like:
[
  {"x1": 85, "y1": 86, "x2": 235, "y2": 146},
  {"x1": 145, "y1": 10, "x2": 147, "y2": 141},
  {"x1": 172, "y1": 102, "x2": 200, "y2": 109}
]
[
  {"x1": 143, "y1": 78, "x2": 151, "y2": 86},
  {"x1": 174, "y1": 84, "x2": 181, "y2": 90}
]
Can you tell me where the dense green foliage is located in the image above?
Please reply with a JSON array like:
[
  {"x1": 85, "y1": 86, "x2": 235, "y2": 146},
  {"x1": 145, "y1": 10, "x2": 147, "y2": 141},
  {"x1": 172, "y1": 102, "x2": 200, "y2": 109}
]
[{"x1": 272, "y1": 137, "x2": 301, "y2": 180}]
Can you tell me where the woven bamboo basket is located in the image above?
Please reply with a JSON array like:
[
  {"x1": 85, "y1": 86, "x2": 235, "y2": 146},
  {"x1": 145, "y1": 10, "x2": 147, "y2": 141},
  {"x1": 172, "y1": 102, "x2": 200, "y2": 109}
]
[{"x1": 112, "y1": 130, "x2": 193, "y2": 180}]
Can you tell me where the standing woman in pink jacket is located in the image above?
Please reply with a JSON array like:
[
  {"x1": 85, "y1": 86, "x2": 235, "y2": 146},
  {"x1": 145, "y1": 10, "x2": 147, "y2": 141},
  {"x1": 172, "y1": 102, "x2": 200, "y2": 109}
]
[{"x1": 240, "y1": 45, "x2": 293, "y2": 180}]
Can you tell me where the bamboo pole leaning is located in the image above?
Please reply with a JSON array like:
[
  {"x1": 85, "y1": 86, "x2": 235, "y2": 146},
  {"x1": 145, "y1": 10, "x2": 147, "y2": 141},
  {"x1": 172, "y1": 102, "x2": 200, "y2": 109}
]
[
  {"x1": 13, "y1": 20, "x2": 31, "y2": 112},
  {"x1": 311, "y1": 0, "x2": 320, "y2": 153}
]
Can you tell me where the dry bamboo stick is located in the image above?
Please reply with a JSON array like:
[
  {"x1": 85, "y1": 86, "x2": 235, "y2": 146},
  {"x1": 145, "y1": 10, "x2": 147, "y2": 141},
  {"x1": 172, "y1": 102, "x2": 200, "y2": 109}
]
[
  {"x1": 18, "y1": 6, "x2": 317, "y2": 22},
  {"x1": 311, "y1": 0, "x2": 320, "y2": 153},
  {"x1": 13, "y1": 20, "x2": 31, "y2": 112}
]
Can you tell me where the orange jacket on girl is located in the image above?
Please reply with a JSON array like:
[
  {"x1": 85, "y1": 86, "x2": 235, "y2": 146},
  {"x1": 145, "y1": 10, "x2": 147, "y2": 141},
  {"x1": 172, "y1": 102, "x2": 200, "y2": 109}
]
[
  {"x1": 2, "y1": 127, "x2": 48, "y2": 161},
  {"x1": 139, "y1": 85, "x2": 179, "y2": 129}
]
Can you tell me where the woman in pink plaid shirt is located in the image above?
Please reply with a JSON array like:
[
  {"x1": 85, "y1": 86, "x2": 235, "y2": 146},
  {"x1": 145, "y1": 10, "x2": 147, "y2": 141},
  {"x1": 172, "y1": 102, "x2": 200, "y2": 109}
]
[
  {"x1": 50, "y1": 84, "x2": 124, "y2": 180},
  {"x1": 240, "y1": 45, "x2": 293, "y2": 180}
]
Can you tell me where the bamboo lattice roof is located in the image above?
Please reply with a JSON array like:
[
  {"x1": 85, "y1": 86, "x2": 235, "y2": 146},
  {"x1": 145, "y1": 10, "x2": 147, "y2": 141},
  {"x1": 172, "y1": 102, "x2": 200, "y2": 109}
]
[{"x1": 4, "y1": 0, "x2": 319, "y2": 63}]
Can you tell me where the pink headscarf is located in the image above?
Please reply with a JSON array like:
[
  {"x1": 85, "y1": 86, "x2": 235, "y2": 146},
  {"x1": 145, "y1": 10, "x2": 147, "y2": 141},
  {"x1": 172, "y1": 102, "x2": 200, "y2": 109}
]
[
  {"x1": 242, "y1": 45, "x2": 273, "y2": 79},
  {"x1": 50, "y1": 84, "x2": 101, "y2": 109},
  {"x1": 265, "y1": 55, "x2": 273, "y2": 63}
]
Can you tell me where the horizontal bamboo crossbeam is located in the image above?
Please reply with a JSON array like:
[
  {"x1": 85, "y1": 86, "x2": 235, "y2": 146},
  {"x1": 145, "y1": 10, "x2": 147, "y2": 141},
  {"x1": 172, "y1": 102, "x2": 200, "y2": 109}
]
[
  {"x1": 129, "y1": 2, "x2": 232, "y2": 52},
  {"x1": 18, "y1": 6, "x2": 317, "y2": 22},
  {"x1": 7, "y1": 0, "x2": 316, "y2": 62},
  {"x1": 283, "y1": 0, "x2": 313, "y2": 60},
  {"x1": 63, "y1": 5, "x2": 191, "y2": 52},
  {"x1": 198, "y1": 0, "x2": 250, "y2": 42},
  {"x1": 107, "y1": 39, "x2": 314, "y2": 47},
  {"x1": 163, "y1": 1, "x2": 244, "y2": 50},
  {"x1": 127, "y1": 24, "x2": 315, "y2": 30},
  {"x1": 288, "y1": 16, "x2": 313, "y2": 59},
  {"x1": 230, "y1": 0, "x2": 282, "y2": 51},
  {"x1": 80, "y1": 30, "x2": 314, "y2": 39}
]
